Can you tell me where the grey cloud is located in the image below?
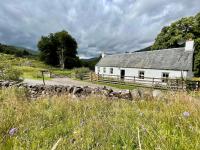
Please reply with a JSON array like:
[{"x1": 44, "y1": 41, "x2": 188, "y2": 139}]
[{"x1": 0, "y1": 0, "x2": 199, "y2": 58}]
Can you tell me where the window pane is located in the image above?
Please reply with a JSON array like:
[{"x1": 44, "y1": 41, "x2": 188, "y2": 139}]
[
  {"x1": 110, "y1": 68, "x2": 113, "y2": 74},
  {"x1": 162, "y1": 73, "x2": 169, "y2": 83},
  {"x1": 139, "y1": 71, "x2": 145, "y2": 79}
]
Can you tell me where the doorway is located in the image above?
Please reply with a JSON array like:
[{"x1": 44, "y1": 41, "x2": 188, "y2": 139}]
[{"x1": 120, "y1": 70, "x2": 125, "y2": 80}]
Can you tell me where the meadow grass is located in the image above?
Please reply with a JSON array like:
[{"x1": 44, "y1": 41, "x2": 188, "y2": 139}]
[
  {"x1": 0, "y1": 53, "x2": 75, "y2": 80},
  {"x1": 93, "y1": 81, "x2": 136, "y2": 90},
  {"x1": 0, "y1": 88, "x2": 200, "y2": 149}
]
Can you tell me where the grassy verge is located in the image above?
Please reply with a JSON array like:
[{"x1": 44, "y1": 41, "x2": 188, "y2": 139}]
[
  {"x1": 51, "y1": 69, "x2": 74, "y2": 77},
  {"x1": 93, "y1": 81, "x2": 136, "y2": 90},
  {"x1": 0, "y1": 88, "x2": 200, "y2": 149}
]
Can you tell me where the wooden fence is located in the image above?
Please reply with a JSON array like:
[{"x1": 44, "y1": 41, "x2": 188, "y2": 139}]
[{"x1": 80, "y1": 72, "x2": 200, "y2": 90}]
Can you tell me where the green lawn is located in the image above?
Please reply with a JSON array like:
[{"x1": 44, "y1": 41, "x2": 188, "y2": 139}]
[{"x1": 0, "y1": 88, "x2": 200, "y2": 149}]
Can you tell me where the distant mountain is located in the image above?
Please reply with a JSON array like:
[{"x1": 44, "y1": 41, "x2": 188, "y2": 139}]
[
  {"x1": 14, "y1": 45, "x2": 38, "y2": 55},
  {"x1": 81, "y1": 56, "x2": 101, "y2": 70},
  {"x1": 0, "y1": 43, "x2": 38, "y2": 57},
  {"x1": 134, "y1": 46, "x2": 152, "y2": 52}
]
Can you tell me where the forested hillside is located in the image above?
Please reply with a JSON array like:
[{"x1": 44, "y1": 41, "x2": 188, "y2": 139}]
[
  {"x1": 81, "y1": 56, "x2": 101, "y2": 70},
  {"x1": 0, "y1": 43, "x2": 37, "y2": 57},
  {"x1": 152, "y1": 12, "x2": 200, "y2": 76}
]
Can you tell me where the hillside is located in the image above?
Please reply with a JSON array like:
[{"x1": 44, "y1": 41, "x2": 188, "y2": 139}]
[
  {"x1": 0, "y1": 43, "x2": 38, "y2": 57},
  {"x1": 135, "y1": 46, "x2": 152, "y2": 52},
  {"x1": 0, "y1": 53, "x2": 75, "y2": 80},
  {"x1": 81, "y1": 56, "x2": 101, "y2": 70}
]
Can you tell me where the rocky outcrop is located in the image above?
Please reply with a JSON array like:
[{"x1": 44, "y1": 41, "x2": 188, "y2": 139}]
[{"x1": 0, "y1": 80, "x2": 164, "y2": 100}]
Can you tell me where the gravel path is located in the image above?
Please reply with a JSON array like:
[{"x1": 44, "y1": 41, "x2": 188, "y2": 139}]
[{"x1": 24, "y1": 78, "x2": 119, "y2": 90}]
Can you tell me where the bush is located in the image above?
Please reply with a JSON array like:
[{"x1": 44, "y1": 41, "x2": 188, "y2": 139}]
[
  {"x1": 0, "y1": 64, "x2": 22, "y2": 81},
  {"x1": 74, "y1": 67, "x2": 90, "y2": 80}
]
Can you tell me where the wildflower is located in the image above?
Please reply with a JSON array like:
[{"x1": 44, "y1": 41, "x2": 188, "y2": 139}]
[
  {"x1": 70, "y1": 138, "x2": 76, "y2": 144},
  {"x1": 183, "y1": 111, "x2": 190, "y2": 117},
  {"x1": 80, "y1": 119, "x2": 85, "y2": 126},
  {"x1": 141, "y1": 125, "x2": 147, "y2": 133},
  {"x1": 139, "y1": 112, "x2": 144, "y2": 116},
  {"x1": 9, "y1": 128, "x2": 18, "y2": 136}
]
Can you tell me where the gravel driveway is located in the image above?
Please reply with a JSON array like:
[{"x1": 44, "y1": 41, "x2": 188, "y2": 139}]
[{"x1": 24, "y1": 77, "x2": 119, "y2": 90}]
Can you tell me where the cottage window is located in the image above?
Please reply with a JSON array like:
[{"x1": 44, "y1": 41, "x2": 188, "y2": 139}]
[
  {"x1": 103, "y1": 67, "x2": 106, "y2": 73},
  {"x1": 110, "y1": 68, "x2": 113, "y2": 74},
  {"x1": 139, "y1": 71, "x2": 145, "y2": 79},
  {"x1": 162, "y1": 73, "x2": 169, "y2": 83},
  {"x1": 98, "y1": 67, "x2": 100, "y2": 73}
]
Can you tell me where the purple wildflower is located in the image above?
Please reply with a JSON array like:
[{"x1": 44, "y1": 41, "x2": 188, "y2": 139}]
[
  {"x1": 9, "y1": 128, "x2": 17, "y2": 136},
  {"x1": 183, "y1": 112, "x2": 190, "y2": 117}
]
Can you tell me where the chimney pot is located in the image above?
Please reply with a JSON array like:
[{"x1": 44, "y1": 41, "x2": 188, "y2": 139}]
[
  {"x1": 102, "y1": 52, "x2": 105, "y2": 58},
  {"x1": 185, "y1": 40, "x2": 194, "y2": 51}
]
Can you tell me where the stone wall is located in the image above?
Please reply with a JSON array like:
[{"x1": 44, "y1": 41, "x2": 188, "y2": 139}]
[{"x1": 0, "y1": 80, "x2": 163, "y2": 100}]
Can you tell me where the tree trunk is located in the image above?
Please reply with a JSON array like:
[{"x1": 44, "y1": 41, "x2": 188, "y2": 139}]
[{"x1": 59, "y1": 48, "x2": 65, "y2": 70}]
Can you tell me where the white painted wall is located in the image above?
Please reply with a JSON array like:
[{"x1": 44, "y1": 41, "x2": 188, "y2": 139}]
[{"x1": 95, "y1": 66, "x2": 189, "y2": 83}]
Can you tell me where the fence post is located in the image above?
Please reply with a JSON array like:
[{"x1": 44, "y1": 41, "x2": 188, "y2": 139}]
[
  {"x1": 176, "y1": 79, "x2": 179, "y2": 89},
  {"x1": 90, "y1": 72, "x2": 93, "y2": 82},
  {"x1": 181, "y1": 78, "x2": 184, "y2": 90},
  {"x1": 152, "y1": 78, "x2": 154, "y2": 85},
  {"x1": 41, "y1": 71, "x2": 45, "y2": 85},
  {"x1": 134, "y1": 76, "x2": 135, "y2": 83}
]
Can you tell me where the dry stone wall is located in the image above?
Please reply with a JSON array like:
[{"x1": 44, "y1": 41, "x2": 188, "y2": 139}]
[{"x1": 0, "y1": 80, "x2": 163, "y2": 100}]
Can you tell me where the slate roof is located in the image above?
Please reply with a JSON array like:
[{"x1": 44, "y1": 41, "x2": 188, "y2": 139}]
[{"x1": 96, "y1": 48, "x2": 194, "y2": 71}]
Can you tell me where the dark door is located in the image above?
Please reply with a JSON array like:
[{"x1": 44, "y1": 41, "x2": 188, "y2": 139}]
[{"x1": 120, "y1": 70, "x2": 125, "y2": 80}]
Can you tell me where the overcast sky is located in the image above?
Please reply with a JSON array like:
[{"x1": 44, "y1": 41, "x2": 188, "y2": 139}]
[{"x1": 0, "y1": 0, "x2": 200, "y2": 58}]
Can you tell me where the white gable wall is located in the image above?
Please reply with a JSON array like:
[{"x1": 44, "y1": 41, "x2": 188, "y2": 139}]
[{"x1": 95, "y1": 66, "x2": 188, "y2": 83}]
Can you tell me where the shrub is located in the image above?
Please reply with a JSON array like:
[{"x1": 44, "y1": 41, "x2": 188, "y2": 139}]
[
  {"x1": 74, "y1": 67, "x2": 90, "y2": 80},
  {"x1": 0, "y1": 63, "x2": 22, "y2": 81}
]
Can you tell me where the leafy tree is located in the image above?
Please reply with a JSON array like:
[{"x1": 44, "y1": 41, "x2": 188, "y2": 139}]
[
  {"x1": 152, "y1": 12, "x2": 200, "y2": 76},
  {"x1": 38, "y1": 34, "x2": 59, "y2": 66},
  {"x1": 37, "y1": 30, "x2": 79, "y2": 69}
]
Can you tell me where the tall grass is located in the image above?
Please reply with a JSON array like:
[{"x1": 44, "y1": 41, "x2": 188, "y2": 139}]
[{"x1": 0, "y1": 88, "x2": 200, "y2": 149}]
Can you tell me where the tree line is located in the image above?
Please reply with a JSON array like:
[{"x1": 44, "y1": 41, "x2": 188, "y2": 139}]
[{"x1": 0, "y1": 43, "x2": 33, "y2": 57}]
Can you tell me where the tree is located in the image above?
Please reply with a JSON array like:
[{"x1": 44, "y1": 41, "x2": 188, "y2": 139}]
[
  {"x1": 37, "y1": 30, "x2": 79, "y2": 69},
  {"x1": 152, "y1": 12, "x2": 200, "y2": 76}
]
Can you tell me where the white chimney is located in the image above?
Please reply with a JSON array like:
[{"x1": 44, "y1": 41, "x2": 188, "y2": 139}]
[
  {"x1": 102, "y1": 51, "x2": 106, "y2": 58},
  {"x1": 185, "y1": 40, "x2": 194, "y2": 51}
]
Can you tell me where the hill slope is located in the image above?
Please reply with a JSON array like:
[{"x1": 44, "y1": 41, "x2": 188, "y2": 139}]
[{"x1": 0, "y1": 43, "x2": 38, "y2": 57}]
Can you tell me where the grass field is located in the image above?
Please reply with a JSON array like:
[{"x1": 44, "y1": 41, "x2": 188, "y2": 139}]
[
  {"x1": 93, "y1": 81, "x2": 136, "y2": 90},
  {"x1": 0, "y1": 53, "x2": 75, "y2": 80},
  {"x1": 0, "y1": 88, "x2": 200, "y2": 149}
]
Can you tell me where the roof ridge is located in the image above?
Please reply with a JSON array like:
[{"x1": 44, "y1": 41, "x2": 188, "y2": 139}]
[{"x1": 106, "y1": 47, "x2": 184, "y2": 57}]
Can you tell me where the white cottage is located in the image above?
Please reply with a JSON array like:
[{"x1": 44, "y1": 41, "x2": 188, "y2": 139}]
[{"x1": 95, "y1": 40, "x2": 194, "y2": 83}]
